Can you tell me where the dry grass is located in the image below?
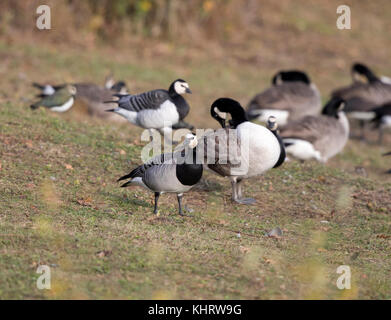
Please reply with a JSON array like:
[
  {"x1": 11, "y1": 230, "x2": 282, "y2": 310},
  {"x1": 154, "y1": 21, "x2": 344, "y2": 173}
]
[{"x1": 0, "y1": 1, "x2": 391, "y2": 299}]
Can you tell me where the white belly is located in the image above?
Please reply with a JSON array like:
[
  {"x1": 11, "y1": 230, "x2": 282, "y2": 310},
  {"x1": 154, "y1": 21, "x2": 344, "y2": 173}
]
[
  {"x1": 234, "y1": 122, "x2": 281, "y2": 178},
  {"x1": 349, "y1": 111, "x2": 376, "y2": 121},
  {"x1": 51, "y1": 97, "x2": 74, "y2": 112},
  {"x1": 382, "y1": 115, "x2": 391, "y2": 128},
  {"x1": 137, "y1": 100, "x2": 180, "y2": 129},
  {"x1": 283, "y1": 138, "x2": 322, "y2": 162}
]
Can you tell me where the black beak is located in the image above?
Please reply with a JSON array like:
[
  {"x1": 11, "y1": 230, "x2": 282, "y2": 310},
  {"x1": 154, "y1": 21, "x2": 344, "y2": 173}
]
[
  {"x1": 219, "y1": 118, "x2": 226, "y2": 128},
  {"x1": 185, "y1": 88, "x2": 192, "y2": 94}
]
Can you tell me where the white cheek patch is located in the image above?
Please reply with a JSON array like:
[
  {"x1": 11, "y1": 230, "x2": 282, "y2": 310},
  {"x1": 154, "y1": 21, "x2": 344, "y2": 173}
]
[
  {"x1": 214, "y1": 108, "x2": 227, "y2": 119},
  {"x1": 174, "y1": 81, "x2": 190, "y2": 94}
]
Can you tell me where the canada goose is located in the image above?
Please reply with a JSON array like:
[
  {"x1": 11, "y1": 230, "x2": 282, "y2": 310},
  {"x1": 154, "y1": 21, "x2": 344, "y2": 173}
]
[
  {"x1": 30, "y1": 84, "x2": 76, "y2": 112},
  {"x1": 280, "y1": 97, "x2": 349, "y2": 163},
  {"x1": 332, "y1": 63, "x2": 391, "y2": 139},
  {"x1": 118, "y1": 134, "x2": 202, "y2": 215},
  {"x1": 106, "y1": 79, "x2": 192, "y2": 137},
  {"x1": 200, "y1": 98, "x2": 285, "y2": 205},
  {"x1": 246, "y1": 70, "x2": 321, "y2": 126},
  {"x1": 372, "y1": 102, "x2": 391, "y2": 143}
]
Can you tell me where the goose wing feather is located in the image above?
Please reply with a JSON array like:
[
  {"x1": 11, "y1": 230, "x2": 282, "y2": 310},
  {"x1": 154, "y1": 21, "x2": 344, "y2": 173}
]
[
  {"x1": 113, "y1": 89, "x2": 170, "y2": 112},
  {"x1": 248, "y1": 82, "x2": 318, "y2": 112},
  {"x1": 199, "y1": 129, "x2": 242, "y2": 177}
]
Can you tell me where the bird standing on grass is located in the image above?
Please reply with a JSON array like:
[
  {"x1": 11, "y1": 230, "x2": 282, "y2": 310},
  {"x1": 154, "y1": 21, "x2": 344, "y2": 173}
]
[
  {"x1": 30, "y1": 84, "x2": 76, "y2": 112},
  {"x1": 106, "y1": 79, "x2": 192, "y2": 141},
  {"x1": 200, "y1": 98, "x2": 285, "y2": 205},
  {"x1": 118, "y1": 134, "x2": 202, "y2": 216}
]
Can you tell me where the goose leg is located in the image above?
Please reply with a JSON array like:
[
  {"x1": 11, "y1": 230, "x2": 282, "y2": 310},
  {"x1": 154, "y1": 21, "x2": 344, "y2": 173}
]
[
  {"x1": 153, "y1": 192, "x2": 160, "y2": 214},
  {"x1": 231, "y1": 177, "x2": 255, "y2": 205},
  {"x1": 177, "y1": 193, "x2": 192, "y2": 217},
  {"x1": 159, "y1": 127, "x2": 176, "y2": 146}
]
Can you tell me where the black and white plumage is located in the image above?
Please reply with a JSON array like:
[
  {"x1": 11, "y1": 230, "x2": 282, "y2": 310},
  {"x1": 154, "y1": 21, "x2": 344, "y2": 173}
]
[
  {"x1": 372, "y1": 102, "x2": 391, "y2": 143},
  {"x1": 246, "y1": 70, "x2": 321, "y2": 126},
  {"x1": 106, "y1": 79, "x2": 192, "y2": 137},
  {"x1": 199, "y1": 98, "x2": 285, "y2": 205},
  {"x1": 280, "y1": 97, "x2": 349, "y2": 163},
  {"x1": 118, "y1": 134, "x2": 202, "y2": 216}
]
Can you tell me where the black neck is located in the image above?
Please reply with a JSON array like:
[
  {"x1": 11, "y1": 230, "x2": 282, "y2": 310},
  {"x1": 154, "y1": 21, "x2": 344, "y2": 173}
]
[
  {"x1": 168, "y1": 83, "x2": 179, "y2": 97},
  {"x1": 271, "y1": 129, "x2": 286, "y2": 168},
  {"x1": 176, "y1": 148, "x2": 203, "y2": 185},
  {"x1": 228, "y1": 108, "x2": 248, "y2": 129}
]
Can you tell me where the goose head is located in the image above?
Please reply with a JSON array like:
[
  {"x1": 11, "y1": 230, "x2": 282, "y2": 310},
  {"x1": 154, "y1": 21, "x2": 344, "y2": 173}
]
[
  {"x1": 267, "y1": 116, "x2": 278, "y2": 131},
  {"x1": 272, "y1": 70, "x2": 311, "y2": 85},
  {"x1": 211, "y1": 98, "x2": 248, "y2": 129},
  {"x1": 183, "y1": 133, "x2": 198, "y2": 149},
  {"x1": 321, "y1": 97, "x2": 345, "y2": 119},
  {"x1": 170, "y1": 79, "x2": 192, "y2": 95},
  {"x1": 352, "y1": 63, "x2": 379, "y2": 83}
]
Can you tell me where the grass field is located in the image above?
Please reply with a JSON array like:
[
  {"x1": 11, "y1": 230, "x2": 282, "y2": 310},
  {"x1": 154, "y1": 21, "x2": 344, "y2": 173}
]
[{"x1": 1, "y1": 32, "x2": 391, "y2": 300}]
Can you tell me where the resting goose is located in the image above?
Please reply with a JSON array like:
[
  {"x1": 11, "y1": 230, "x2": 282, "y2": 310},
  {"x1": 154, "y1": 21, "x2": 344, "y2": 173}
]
[
  {"x1": 246, "y1": 70, "x2": 321, "y2": 126},
  {"x1": 106, "y1": 79, "x2": 192, "y2": 139},
  {"x1": 30, "y1": 84, "x2": 76, "y2": 112},
  {"x1": 331, "y1": 63, "x2": 391, "y2": 139},
  {"x1": 118, "y1": 134, "x2": 202, "y2": 216},
  {"x1": 200, "y1": 98, "x2": 285, "y2": 205},
  {"x1": 280, "y1": 97, "x2": 349, "y2": 163}
]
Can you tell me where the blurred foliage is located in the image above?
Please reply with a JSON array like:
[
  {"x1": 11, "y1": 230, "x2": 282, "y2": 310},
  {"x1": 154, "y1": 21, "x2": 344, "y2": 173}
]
[{"x1": 0, "y1": 0, "x2": 256, "y2": 42}]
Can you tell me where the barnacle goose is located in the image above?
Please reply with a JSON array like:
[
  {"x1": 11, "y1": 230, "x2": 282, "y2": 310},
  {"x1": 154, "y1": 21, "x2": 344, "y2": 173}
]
[
  {"x1": 30, "y1": 84, "x2": 76, "y2": 112},
  {"x1": 332, "y1": 63, "x2": 391, "y2": 139},
  {"x1": 106, "y1": 79, "x2": 192, "y2": 139},
  {"x1": 280, "y1": 97, "x2": 349, "y2": 163},
  {"x1": 246, "y1": 70, "x2": 321, "y2": 126},
  {"x1": 118, "y1": 134, "x2": 202, "y2": 216},
  {"x1": 199, "y1": 98, "x2": 285, "y2": 205},
  {"x1": 371, "y1": 102, "x2": 391, "y2": 143}
]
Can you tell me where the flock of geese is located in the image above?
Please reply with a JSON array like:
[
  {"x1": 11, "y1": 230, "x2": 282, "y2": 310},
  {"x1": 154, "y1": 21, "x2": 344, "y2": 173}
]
[{"x1": 30, "y1": 62, "x2": 391, "y2": 215}]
